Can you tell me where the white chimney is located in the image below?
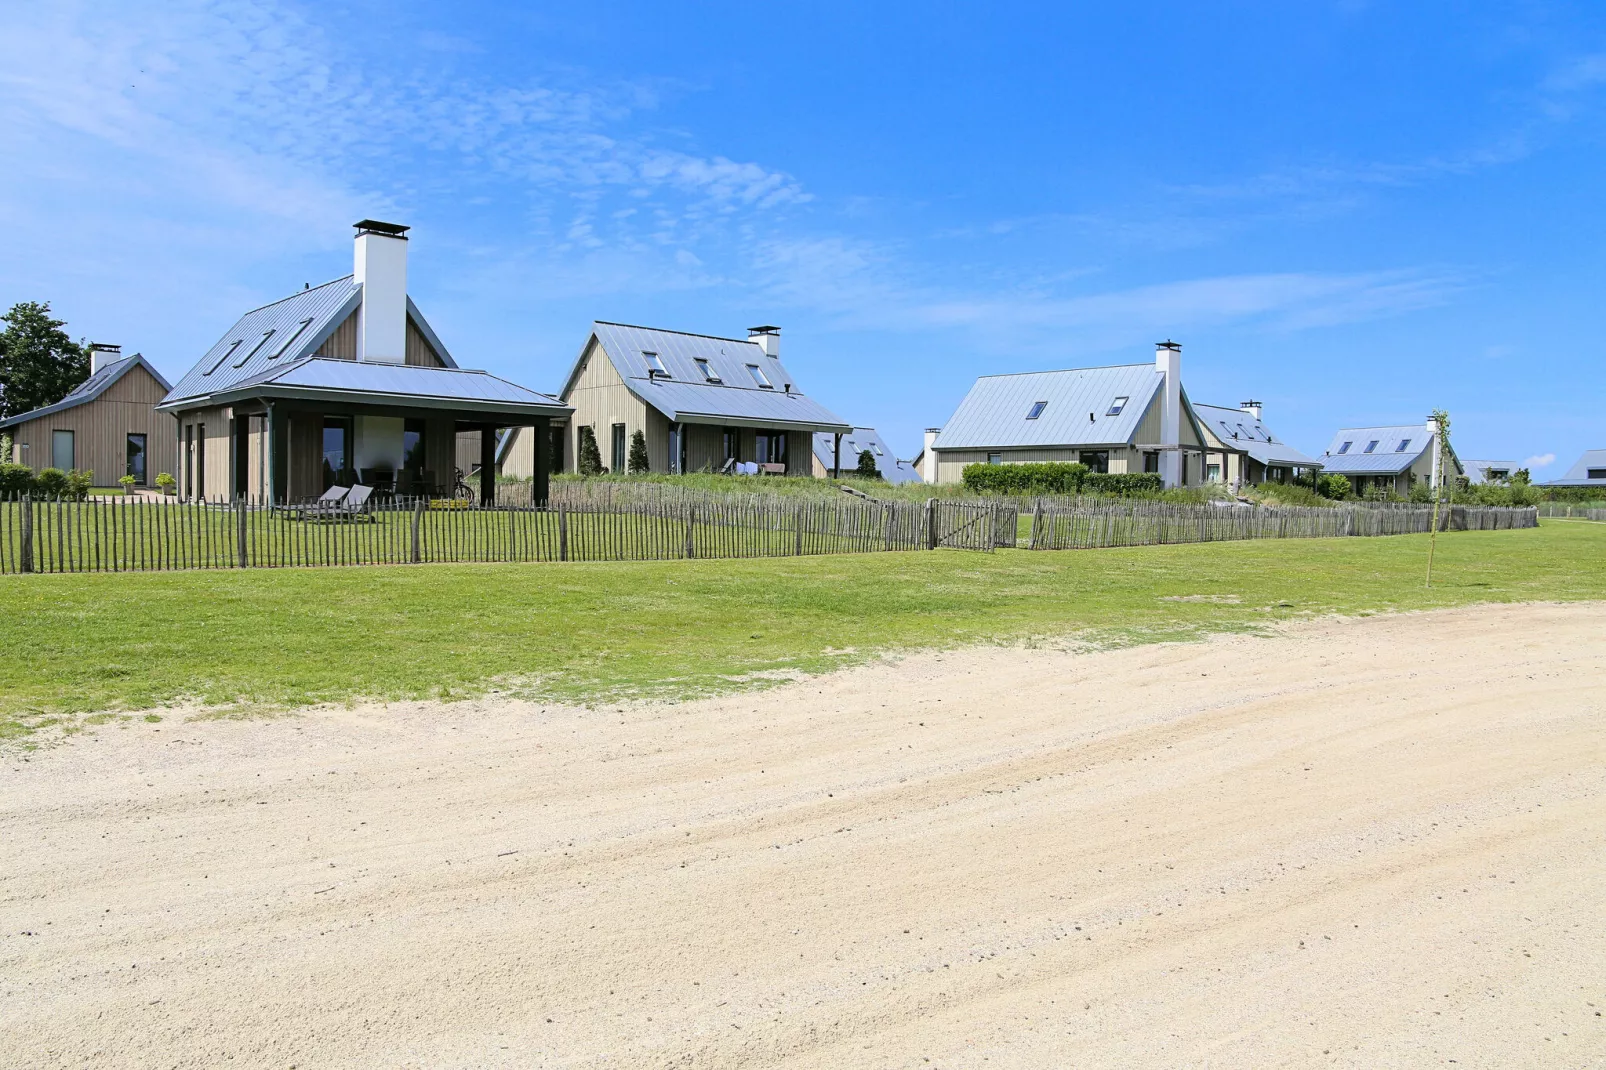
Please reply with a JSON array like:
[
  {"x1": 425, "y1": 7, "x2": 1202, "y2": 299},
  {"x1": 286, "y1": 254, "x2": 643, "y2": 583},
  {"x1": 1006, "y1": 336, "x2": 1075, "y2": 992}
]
[
  {"x1": 747, "y1": 325, "x2": 780, "y2": 358},
  {"x1": 922, "y1": 428, "x2": 941, "y2": 483},
  {"x1": 88, "y1": 343, "x2": 121, "y2": 375},
  {"x1": 353, "y1": 220, "x2": 409, "y2": 364},
  {"x1": 1156, "y1": 341, "x2": 1182, "y2": 488},
  {"x1": 1239, "y1": 399, "x2": 1262, "y2": 421},
  {"x1": 1426, "y1": 416, "x2": 1441, "y2": 488}
]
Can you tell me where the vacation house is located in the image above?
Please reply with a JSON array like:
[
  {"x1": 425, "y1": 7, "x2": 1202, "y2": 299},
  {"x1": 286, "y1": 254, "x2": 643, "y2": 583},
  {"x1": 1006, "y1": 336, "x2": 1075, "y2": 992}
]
[
  {"x1": 1462, "y1": 459, "x2": 1523, "y2": 485},
  {"x1": 1318, "y1": 421, "x2": 1460, "y2": 497},
  {"x1": 158, "y1": 222, "x2": 571, "y2": 505},
  {"x1": 812, "y1": 427, "x2": 921, "y2": 483},
  {"x1": 0, "y1": 346, "x2": 173, "y2": 489},
  {"x1": 921, "y1": 343, "x2": 1208, "y2": 487},
  {"x1": 506, "y1": 322, "x2": 851, "y2": 477},
  {"x1": 1193, "y1": 400, "x2": 1322, "y2": 488},
  {"x1": 1539, "y1": 449, "x2": 1606, "y2": 488}
]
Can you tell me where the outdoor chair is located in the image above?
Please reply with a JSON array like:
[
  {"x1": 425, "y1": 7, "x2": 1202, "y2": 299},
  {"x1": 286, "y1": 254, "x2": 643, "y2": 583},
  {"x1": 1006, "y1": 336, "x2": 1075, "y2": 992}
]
[{"x1": 336, "y1": 483, "x2": 377, "y2": 522}]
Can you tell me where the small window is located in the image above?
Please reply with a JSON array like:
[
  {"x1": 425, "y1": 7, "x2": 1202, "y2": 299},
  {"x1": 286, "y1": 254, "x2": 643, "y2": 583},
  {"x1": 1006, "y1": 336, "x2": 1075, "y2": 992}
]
[
  {"x1": 1396, "y1": 439, "x2": 1412, "y2": 452},
  {"x1": 1588, "y1": 468, "x2": 1606, "y2": 480},
  {"x1": 204, "y1": 339, "x2": 243, "y2": 375},
  {"x1": 1488, "y1": 468, "x2": 1509, "y2": 480},
  {"x1": 747, "y1": 363, "x2": 773, "y2": 388},
  {"x1": 273, "y1": 318, "x2": 314, "y2": 360},
  {"x1": 643, "y1": 351, "x2": 668, "y2": 377},
  {"x1": 694, "y1": 358, "x2": 721, "y2": 383},
  {"x1": 1107, "y1": 396, "x2": 1128, "y2": 416},
  {"x1": 1026, "y1": 400, "x2": 1048, "y2": 420},
  {"x1": 52, "y1": 429, "x2": 75, "y2": 471},
  {"x1": 1237, "y1": 424, "x2": 1254, "y2": 440},
  {"x1": 1220, "y1": 421, "x2": 1236, "y2": 440},
  {"x1": 987, "y1": 452, "x2": 1002, "y2": 465},
  {"x1": 872, "y1": 443, "x2": 883, "y2": 455},
  {"x1": 1364, "y1": 440, "x2": 1379, "y2": 454},
  {"x1": 1337, "y1": 441, "x2": 1353, "y2": 455},
  {"x1": 234, "y1": 330, "x2": 275, "y2": 368},
  {"x1": 126, "y1": 433, "x2": 148, "y2": 486}
]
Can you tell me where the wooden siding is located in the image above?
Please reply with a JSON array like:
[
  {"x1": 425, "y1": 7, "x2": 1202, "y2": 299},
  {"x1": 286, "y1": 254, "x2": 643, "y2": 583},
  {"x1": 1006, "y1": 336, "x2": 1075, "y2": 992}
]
[
  {"x1": 286, "y1": 414, "x2": 323, "y2": 501},
  {"x1": 315, "y1": 309, "x2": 358, "y2": 359},
  {"x1": 406, "y1": 317, "x2": 446, "y2": 367},
  {"x1": 176, "y1": 405, "x2": 230, "y2": 499},
  {"x1": 8, "y1": 363, "x2": 177, "y2": 488},
  {"x1": 563, "y1": 337, "x2": 650, "y2": 473}
]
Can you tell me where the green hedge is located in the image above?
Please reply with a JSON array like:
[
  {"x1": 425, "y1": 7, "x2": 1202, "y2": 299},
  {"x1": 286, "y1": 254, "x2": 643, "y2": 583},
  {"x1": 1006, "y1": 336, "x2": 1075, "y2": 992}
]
[
  {"x1": 960, "y1": 462, "x2": 1164, "y2": 497},
  {"x1": 1083, "y1": 472, "x2": 1163, "y2": 496}
]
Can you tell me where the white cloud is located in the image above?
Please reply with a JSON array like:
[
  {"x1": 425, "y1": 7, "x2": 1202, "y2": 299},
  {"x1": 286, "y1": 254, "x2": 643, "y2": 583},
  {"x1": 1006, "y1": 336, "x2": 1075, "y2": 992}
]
[{"x1": 1523, "y1": 453, "x2": 1556, "y2": 470}]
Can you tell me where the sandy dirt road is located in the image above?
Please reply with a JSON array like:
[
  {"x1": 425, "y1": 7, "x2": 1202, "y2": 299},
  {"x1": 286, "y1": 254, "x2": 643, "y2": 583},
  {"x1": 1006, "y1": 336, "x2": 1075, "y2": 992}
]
[{"x1": 3, "y1": 602, "x2": 1605, "y2": 1069}]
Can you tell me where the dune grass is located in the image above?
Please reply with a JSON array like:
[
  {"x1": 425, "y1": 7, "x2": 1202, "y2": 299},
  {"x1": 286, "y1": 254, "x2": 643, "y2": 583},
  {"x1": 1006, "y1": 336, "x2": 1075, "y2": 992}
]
[{"x1": 1, "y1": 521, "x2": 1601, "y2": 742}]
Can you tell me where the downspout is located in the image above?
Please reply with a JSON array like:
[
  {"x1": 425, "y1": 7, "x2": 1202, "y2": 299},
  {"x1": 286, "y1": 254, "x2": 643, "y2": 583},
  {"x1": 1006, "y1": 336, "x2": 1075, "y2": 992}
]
[{"x1": 833, "y1": 432, "x2": 842, "y2": 478}]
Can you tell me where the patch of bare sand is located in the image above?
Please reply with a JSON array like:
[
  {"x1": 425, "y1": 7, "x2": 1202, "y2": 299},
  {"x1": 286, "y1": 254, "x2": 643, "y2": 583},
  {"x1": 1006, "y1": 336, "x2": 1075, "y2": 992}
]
[{"x1": 2, "y1": 603, "x2": 1604, "y2": 1069}]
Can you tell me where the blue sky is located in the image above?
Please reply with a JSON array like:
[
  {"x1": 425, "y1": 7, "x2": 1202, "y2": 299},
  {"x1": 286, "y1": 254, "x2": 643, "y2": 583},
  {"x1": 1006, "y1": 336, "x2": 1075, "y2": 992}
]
[{"x1": 3, "y1": 1, "x2": 1604, "y2": 471}]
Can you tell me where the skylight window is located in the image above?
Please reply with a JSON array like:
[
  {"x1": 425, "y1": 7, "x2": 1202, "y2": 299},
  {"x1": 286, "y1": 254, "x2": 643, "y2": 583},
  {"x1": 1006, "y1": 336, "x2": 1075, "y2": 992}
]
[
  {"x1": 1107, "y1": 396, "x2": 1128, "y2": 416},
  {"x1": 1220, "y1": 421, "x2": 1237, "y2": 439},
  {"x1": 204, "y1": 339, "x2": 244, "y2": 375},
  {"x1": 694, "y1": 358, "x2": 721, "y2": 383},
  {"x1": 273, "y1": 318, "x2": 314, "y2": 360},
  {"x1": 747, "y1": 363, "x2": 773, "y2": 388},
  {"x1": 643, "y1": 351, "x2": 668, "y2": 377},
  {"x1": 1396, "y1": 438, "x2": 1412, "y2": 452},
  {"x1": 1026, "y1": 400, "x2": 1048, "y2": 420},
  {"x1": 872, "y1": 443, "x2": 883, "y2": 455},
  {"x1": 234, "y1": 330, "x2": 276, "y2": 368},
  {"x1": 1337, "y1": 441, "x2": 1353, "y2": 454},
  {"x1": 1237, "y1": 424, "x2": 1253, "y2": 440},
  {"x1": 1364, "y1": 440, "x2": 1380, "y2": 454}
]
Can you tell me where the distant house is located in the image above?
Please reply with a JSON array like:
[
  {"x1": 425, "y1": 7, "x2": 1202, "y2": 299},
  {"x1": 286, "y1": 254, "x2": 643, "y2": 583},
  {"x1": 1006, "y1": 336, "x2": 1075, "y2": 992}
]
[
  {"x1": 1539, "y1": 449, "x2": 1606, "y2": 488},
  {"x1": 1193, "y1": 401, "x2": 1322, "y2": 487},
  {"x1": 158, "y1": 221, "x2": 570, "y2": 504},
  {"x1": 507, "y1": 322, "x2": 851, "y2": 477},
  {"x1": 1318, "y1": 421, "x2": 1460, "y2": 496},
  {"x1": 922, "y1": 343, "x2": 1207, "y2": 487},
  {"x1": 1462, "y1": 459, "x2": 1522, "y2": 485},
  {"x1": 812, "y1": 427, "x2": 921, "y2": 483},
  {"x1": 1, "y1": 345, "x2": 173, "y2": 488}
]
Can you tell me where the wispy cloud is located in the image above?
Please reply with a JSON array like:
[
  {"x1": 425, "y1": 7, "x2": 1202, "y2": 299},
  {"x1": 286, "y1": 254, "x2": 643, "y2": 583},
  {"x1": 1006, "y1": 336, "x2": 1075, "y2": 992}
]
[{"x1": 1524, "y1": 452, "x2": 1556, "y2": 470}]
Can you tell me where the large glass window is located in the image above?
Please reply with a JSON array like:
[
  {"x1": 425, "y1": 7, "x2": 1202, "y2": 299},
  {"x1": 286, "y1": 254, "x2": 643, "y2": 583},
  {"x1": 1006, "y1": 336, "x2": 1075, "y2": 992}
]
[
  {"x1": 1143, "y1": 451, "x2": 1160, "y2": 473},
  {"x1": 549, "y1": 425, "x2": 565, "y2": 474},
  {"x1": 755, "y1": 431, "x2": 786, "y2": 465},
  {"x1": 126, "y1": 433, "x2": 147, "y2": 485},
  {"x1": 322, "y1": 417, "x2": 352, "y2": 490},
  {"x1": 51, "y1": 430, "x2": 74, "y2": 471},
  {"x1": 1080, "y1": 450, "x2": 1110, "y2": 473},
  {"x1": 184, "y1": 424, "x2": 194, "y2": 498},
  {"x1": 611, "y1": 423, "x2": 626, "y2": 473},
  {"x1": 722, "y1": 428, "x2": 739, "y2": 463},
  {"x1": 402, "y1": 419, "x2": 426, "y2": 474}
]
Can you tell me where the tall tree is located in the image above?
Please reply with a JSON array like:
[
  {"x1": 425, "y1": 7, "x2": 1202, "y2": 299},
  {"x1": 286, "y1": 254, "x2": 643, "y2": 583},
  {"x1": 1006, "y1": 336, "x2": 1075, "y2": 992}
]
[{"x1": 0, "y1": 302, "x2": 89, "y2": 421}]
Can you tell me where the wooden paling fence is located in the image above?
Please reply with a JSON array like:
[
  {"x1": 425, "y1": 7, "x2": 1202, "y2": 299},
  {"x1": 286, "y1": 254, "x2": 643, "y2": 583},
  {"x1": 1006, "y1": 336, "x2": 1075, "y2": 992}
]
[
  {"x1": 1027, "y1": 500, "x2": 1537, "y2": 550},
  {"x1": 0, "y1": 494, "x2": 1009, "y2": 575},
  {"x1": 1538, "y1": 503, "x2": 1606, "y2": 521}
]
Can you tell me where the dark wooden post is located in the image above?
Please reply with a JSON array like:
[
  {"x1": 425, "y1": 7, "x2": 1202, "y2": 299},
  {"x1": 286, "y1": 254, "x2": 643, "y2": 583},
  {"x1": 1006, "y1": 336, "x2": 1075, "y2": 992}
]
[
  {"x1": 410, "y1": 498, "x2": 423, "y2": 563},
  {"x1": 558, "y1": 504, "x2": 568, "y2": 561},
  {"x1": 269, "y1": 405, "x2": 288, "y2": 505},
  {"x1": 479, "y1": 426, "x2": 497, "y2": 507},
  {"x1": 926, "y1": 498, "x2": 938, "y2": 550},
  {"x1": 833, "y1": 432, "x2": 842, "y2": 478},
  {"x1": 235, "y1": 498, "x2": 248, "y2": 568},
  {"x1": 1030, "y1": 499, "x2": 1042, "y2": 550},
  {"x1": 20, "y1": 495, "x2": 33, "y2": 574},
  {"x1": 532, "y1": 416, "x2": 551, "y2": 507}
]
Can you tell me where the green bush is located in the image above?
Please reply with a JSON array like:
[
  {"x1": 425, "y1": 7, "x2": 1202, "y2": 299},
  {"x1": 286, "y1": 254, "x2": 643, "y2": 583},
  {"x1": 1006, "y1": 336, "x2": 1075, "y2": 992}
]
[
  {"x1": 1542, "y1": 486, "x2": 1606, "y2": 504},
  {"x1": 34, "y1": 467, "x2": 69, "y2": 497},
  {"x1": 0, "y1": 462, "x2": 35, "y2": 496},
  {"x1": 1083, "y1": 472, "x2": 1163, "y2": 496},
  {"x1": 627, "y1": 430, "x2": 649, "y2": 474},
  {"x1": 855, "y1": 449, "x2": 882, "y2": 480},
  {"x1": 1314, "y1": 473, "x2": 1351, "y2": 500},
  {"x1": 1245, "y1": 481, "x2": 1328, "y2": 508},
  {"x1": 576, "y1": 426, "x2": 603, "y2": 476},
  {"x1": 65, "y1": 469, "x2": 94, "y2": 500},
  {"x1": 961, "y1": 462, "x2": 1088, "y2": 495},
  {"x1": 155, "y1": 471, "x2": 177, "y2": 494}
]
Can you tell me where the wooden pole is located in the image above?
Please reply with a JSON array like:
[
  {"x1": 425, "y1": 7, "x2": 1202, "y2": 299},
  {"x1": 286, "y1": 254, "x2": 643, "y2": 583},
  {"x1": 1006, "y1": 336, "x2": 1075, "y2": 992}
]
[{"x1": 20, "y1": 495, "x2": 33, "y2": 574}]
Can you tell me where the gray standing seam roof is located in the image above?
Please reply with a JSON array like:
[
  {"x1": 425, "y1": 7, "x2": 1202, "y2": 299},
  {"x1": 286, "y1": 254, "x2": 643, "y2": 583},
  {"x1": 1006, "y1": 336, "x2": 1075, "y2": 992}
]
[
  {"x1": 0, "y1": 354, "x2": 173, "y2": 430},
  {"x1": 930, "y1": 365, "x2": 1164, "y2": 451},
  {"x1": 162, "y1": 357, "x2": 567, "y2": 414},
  {"x1": 812, "y1": 427, "x2": 922, "y2": 483},
  {"x1": 1542, "y1": 448, "x2": 1606, "y2": 485},
  {"x1": 579, "y1": 322, "x2": 852, "y2": 433},
  {"x1": 1193, "y1": 402, "x2": 1322, "y2": 469},
  {"x1": 1461, "y1": 459, "x2": 1522, "y2": 485},
  {"x1": 163, "y1": 276, "x2": 461, "y2": 407},
  {"x1": 1318, "y1": 425, "x2": 1437, "y2": 475}
]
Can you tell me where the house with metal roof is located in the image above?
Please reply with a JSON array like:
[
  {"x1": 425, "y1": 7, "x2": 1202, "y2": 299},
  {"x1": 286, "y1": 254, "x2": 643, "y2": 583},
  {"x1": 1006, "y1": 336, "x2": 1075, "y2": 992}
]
[
  {"x1": 923, "y1": 343, "x2": 1208, "y2": 487},
  {"x1": 811, "y1": 427, "x2": 921, "y2": 483},
  {"x1": 1539, "y1": 449, "x2": 1606, "y2": 488},
  {"x1": 1193, "y1": 401, "x2": 1322, "y2": 488},
  {"x1": 517, "y1": 321, "x2": 851, "y2": 477},
  {"x1": 1462, "y1": 459, "x2": 1524, "y2": 485},
  {"x1": 159, "y1": 221, "x2": 570, "y2": 504},
  {"x1": 1317, "y1": 421, "x2": 1459, "y2": 496},
  {"x1": 2, "y1": 345, "x2": 173, "y2": 489}
]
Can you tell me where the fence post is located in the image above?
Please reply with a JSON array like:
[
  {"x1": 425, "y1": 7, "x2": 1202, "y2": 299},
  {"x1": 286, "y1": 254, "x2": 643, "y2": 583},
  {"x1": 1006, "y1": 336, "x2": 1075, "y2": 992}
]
[
  {"x1": 235, "y1": 498, "x2": 248, "y2": 568},
  {"x1": 558, "y1": 504, "x2": 568, "y2": 562},
  {"x1": 1029, "y1": 499, "x2": 1042, "y2": 550},
  {"x1": 794, "y1": 502, "x2": 803, "y2": 556},
  {"x1": 926, "y1": 498, "x2": 938, "y2": 550},
  {"x1": 883, "y1": 502, "x2": 894, "y2": 552},
  {"x1": 19, "y1": 495, "x2": 33, "y2": 574},
  {"x1": 411, "y1": 498, "x2": 423, "y2": 563},
  {"x1": 685, "y1": 504, "x2": 696, "y2": 559}
]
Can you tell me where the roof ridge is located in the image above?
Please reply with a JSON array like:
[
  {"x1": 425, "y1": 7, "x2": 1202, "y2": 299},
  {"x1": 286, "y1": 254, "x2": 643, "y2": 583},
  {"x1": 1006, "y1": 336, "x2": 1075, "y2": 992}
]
[
  {"x1": 237, "y1": 275, "x2": 354, "y2": 317},
  {"x1": 595, "y1": 320, "x2": 757, "y2": 346},
  {"x1": 974, "y1": 362, "x2": 1157, "y2": 379}
]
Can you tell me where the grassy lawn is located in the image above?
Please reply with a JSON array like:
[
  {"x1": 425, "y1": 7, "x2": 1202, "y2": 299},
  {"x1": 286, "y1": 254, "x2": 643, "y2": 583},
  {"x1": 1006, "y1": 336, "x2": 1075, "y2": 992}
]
[{"x1": 2, "y1": 521, "x2": 1602, "y2": 741}]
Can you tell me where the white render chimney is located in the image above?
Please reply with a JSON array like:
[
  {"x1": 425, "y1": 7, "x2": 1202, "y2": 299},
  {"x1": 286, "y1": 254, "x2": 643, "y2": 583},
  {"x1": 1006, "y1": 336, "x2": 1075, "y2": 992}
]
[
  {"x1": 1426, "y1": 416, "x2": 1441, "y2": 488},
  {"x1": 1156, "y1": 341, "x2": 1182, "y2": 488},
  {"x1": 353, "y1": 220, "x2": 410, "y2": 364},
  {"x1": 922, "y1": 428, "x2": 941, "y2": 483},
  {"x1": 747, "y1": 325, "x2": 781, "y2": 358},
  {"x1": 1239, "y1": 399, "x2": 1262, "y2": 421},
  {"x1": 88, "y1": 343, "x2": 121, "y2": 375}
]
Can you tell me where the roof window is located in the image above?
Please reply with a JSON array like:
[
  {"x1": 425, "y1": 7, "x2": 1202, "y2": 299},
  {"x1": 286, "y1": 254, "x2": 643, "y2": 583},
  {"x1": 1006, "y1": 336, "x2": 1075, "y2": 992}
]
[
  {"x1": 234, "y1": 330, "x2": 276, "y2": 368},
  {"x1": 747, "y1": 363, "x2": 773, "y2": 388},
  {"x1": 204, "y1": 339, "x2": 244, "y2": 375},
  {"x1": 643, "y1": 351, "x2": 669, "y2": 378},
  {"x1": 273, "y1": 318, "x2": 314, "y2": 360},
  {"x1": 1337, "y1": 441, "x2": 1352, "y2": 454},
  {"x1": 1396, "y1": 438, "x2": 1411, "y2": 452},
  {"x1": 1236, "y1": 424, "x2": 1253, "y2": 440},
  {"x1": 694, "y1": 358, "x2": 721, "y2": 383},
  {"x1": 1364, "y1": 440, "x2": 1379, "y2": 454},
  {"x1": 1220, "y1": 421, "x2": 1237, "y2": 440},
  {"x1": 1588, "y1": 468, "x2": 1606, "y2": 479},
  {"x1": 1106, "y1": 396, "x2": 1128, "y2": 416},
  {"x1": 1026, "y1": 400, "x2": 1048, "y2": 420}
]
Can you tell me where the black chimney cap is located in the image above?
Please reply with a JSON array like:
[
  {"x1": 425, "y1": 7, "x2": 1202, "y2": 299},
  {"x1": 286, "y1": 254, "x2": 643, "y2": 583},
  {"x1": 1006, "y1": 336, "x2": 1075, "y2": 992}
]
[
  {"x1": 354, "y1": 220, "x2": 410, "y2": 238},
  {"x1": 747, "y1": 325, "x2": 780, "y2": 335},
  {"x1": 1156, "y1": 339, "x2": 1181, "y2": 351}
]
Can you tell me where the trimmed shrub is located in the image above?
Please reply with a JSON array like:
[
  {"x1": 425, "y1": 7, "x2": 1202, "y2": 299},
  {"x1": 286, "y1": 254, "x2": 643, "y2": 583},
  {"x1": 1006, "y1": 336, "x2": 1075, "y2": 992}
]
[
  {"x1": 627, "y1": 430, "x2": 649, "y2": 474},
  {"x1": 0, "y1": 462, "x2": 35, "y2": 497},
  {"x1": 34, "y1": 467, "x2": 69, "y2": 497},
  {"x1": 1314, "y1": 473, "x2": 1351, "y2": 500},
  {"x1": 1083, "y1": 472, "x2": 1163, "y2": 496},
  {"x1": 855, "y1": 449, "x2": 882, "y2": 480},
  {"x1": 577, "y1": 426, "x2": 603, "y2": 476},
  {"x1": 65, "y1": 469, "x2": 93, "y2": 500},
  {"x1": 961, "y1": 462, "x2": 1088, "y2": 495}
]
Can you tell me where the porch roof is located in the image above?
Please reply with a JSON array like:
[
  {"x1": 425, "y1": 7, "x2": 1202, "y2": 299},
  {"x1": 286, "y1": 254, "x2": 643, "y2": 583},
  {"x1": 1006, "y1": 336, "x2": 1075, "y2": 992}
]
[{"x1": 156, "y1": 356, "x2": 571, "y2": 421}]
